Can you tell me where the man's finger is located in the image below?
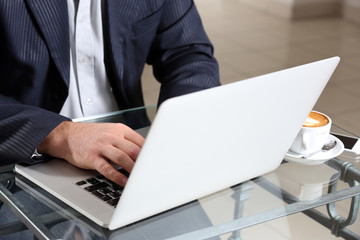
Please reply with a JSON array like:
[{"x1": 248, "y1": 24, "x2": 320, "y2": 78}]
[
  {"x1": 102, "y1": 146, "x2": 135, "y2": 173},
  {"x1": 95, "y1": 159, "x2": 128, "y2": 186},
  {"x1": 110, "y1": 137, "x2": 142, "y2": 161},
  {"x1": 121, "y1": 125, "x2": 145, "y2": 148}
]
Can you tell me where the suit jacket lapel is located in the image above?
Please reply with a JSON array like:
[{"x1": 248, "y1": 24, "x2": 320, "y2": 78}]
[
  {"x1": 103, "y1": 0, "x2": 139, "y2": 107},
  {"x1": 26, "y1": 0, "x2": 70, "y2": 87}
]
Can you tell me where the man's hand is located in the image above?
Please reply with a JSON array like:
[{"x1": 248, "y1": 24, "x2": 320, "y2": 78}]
[{"x1": 37, "y1": 121, "x2": 145, "y2": 186}]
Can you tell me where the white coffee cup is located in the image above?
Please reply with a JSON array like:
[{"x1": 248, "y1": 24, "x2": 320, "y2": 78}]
[{"x1": 290, "y1": 111, "x2": 331, "y2": 155}]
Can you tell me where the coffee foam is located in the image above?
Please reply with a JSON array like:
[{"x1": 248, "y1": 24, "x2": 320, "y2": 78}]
[{"x1": 303, "y1": 112, "x2": 329, "y2": 128}]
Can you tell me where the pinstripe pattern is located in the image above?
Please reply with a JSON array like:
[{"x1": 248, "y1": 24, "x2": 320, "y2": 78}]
[
  {"x1": 0, "y1": 0, "x2": 49, "y2": 86},
  {"x1": 0, "y1": 111, "x2": 35, "y2": 163},
  {"x1": 0, "y1": 0, "x2": 219, "y2": 164},
  {"x1": 26, "y1": 0, "x2": 70, "y2": 85},
  {"x1": 0, "y1": 96, "x2": 69, "y2": 164}
]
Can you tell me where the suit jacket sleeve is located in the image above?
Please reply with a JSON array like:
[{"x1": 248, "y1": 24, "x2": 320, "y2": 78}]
[
  {"x1": 147, "y1": 0, "x2": 220, "y2": 105},
  {"x1": 0, "y1": 95, "x2": 69, "y2": 164}
]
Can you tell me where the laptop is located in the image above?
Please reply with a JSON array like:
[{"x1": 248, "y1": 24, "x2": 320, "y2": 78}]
[{"x1": 15, "y1": 56, "x2": 340, "y2": 230}]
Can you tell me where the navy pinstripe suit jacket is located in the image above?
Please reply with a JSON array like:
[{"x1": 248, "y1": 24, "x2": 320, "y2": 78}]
[{"x1": 0, "y1": 0, "x2": 220, "y2": 164}]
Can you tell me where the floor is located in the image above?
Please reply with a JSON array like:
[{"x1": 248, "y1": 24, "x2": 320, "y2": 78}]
[
  {"x1": 141, "y1": 0, "x2": 360, "y2": 137},
  {"x1": 141, "y1": 1, "x2": 360, "y2": 239}
]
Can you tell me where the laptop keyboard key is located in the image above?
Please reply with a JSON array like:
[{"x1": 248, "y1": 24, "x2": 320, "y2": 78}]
[
  {"x1": 108, "y1": 184, "x2": 124, "y2": 191},
  {"x1": 84, "y1": 182, "x2": 110, "y2": 192},
  {"x1": 92, "y1": 191, "x2": 112, "y2": 201},
  {"x1": 86, "y1": 178, "x2": 100, "y2": 185},
  {"x1": 99, "y1": 187, "x2": 112, "y2": 195},
  {"x1": 107, "y1": 198, "x2": 120, "y2": 207},
  {"x1": 95, "y1": 175, "x2": 106, "y2": 180},
  {"x1": 108, "y1": 192, "x2": 121, "y2": 199},
  {"x1": 75, "y1": 181, "x2": 87, "y2": 186}
]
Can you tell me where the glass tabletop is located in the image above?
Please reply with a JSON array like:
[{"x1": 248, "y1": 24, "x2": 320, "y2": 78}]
[{"x1": 1, "y1": 105, "x2": 360, "y2": 240}]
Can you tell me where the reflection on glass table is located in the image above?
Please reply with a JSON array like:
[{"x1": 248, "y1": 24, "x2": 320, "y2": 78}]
[{"x1": 0, "y1": 106, "x2": 360, "y2": 240}]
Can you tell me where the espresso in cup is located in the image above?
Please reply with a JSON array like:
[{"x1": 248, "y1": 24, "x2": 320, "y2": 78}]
[
  {"x1": 290, "y1": 111, "x2": 331, "y2": 155},
  {"x1": 303, "y1": 111, "x2": 329, "y2": 128}
]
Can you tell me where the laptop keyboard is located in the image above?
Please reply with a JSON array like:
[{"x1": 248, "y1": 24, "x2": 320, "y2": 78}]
[{"x1": 75, "y1": 168, "x2": 129, "y2": 207}]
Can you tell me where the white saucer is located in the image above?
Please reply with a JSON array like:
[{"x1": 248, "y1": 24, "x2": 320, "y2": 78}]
[{"x1": 284, "y1": 134, "x2": 344, "y2": 165}]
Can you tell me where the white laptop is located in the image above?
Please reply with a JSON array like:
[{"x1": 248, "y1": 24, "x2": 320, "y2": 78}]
[{"x1": 15, "y1": 57, "x2": 340, "y2": 230}]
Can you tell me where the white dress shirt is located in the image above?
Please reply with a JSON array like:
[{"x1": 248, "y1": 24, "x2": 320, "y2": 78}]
[{"x1": 60, "y1": 0, "x2": 118, "y2": 119}]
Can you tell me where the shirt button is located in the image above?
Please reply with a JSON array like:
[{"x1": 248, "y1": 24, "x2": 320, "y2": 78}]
[
  {"x1": 81, "y1": 57, "x2": 89, "y2": 64},
  {"x1": 85, "y1": 98, "x2": 92, "y2": 105}
]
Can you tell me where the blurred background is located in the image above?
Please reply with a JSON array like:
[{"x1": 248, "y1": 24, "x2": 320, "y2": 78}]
[{"x1": 141, "y1": 0, "x2": 360, "y2": 136}]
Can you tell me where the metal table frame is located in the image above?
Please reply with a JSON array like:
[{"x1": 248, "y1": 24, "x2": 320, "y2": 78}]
[{"x1": 167, "y1": 158, "x2": 360, "y2": 240}]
